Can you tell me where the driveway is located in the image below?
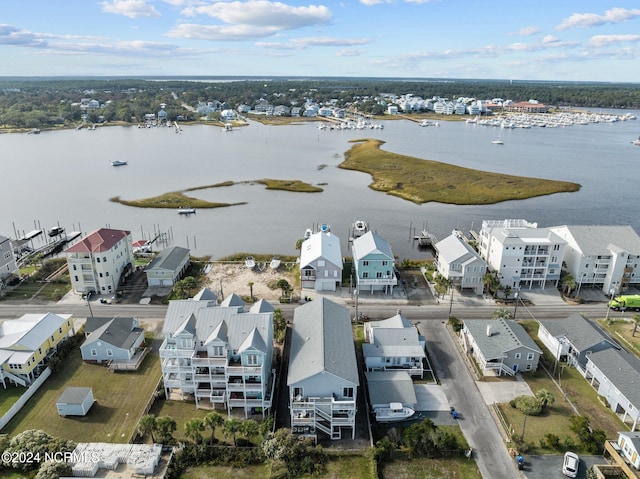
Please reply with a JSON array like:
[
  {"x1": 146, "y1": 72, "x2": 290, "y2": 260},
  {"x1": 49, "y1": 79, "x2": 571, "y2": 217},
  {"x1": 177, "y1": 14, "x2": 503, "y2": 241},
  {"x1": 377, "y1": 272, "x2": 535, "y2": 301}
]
[
  {"x1": 523, "y1": 455, "x2": 605, "y2": 479},
  {"x1": 418, "y1": 320, "x2": 519, "y2": 479},
  {"x1": 476, "y1": 377, "x2": 534, "y2": 405}
]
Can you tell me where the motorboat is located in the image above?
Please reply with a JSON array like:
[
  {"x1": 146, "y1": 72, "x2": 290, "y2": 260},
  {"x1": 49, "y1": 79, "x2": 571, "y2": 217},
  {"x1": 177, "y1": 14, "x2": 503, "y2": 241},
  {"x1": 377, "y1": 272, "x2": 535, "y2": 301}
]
[
  {"x1": 245, "y1": 256, "x2": 256, "y2": 269},
  {"x1": 177, "y1": 207, "x2": 196, "y2": 215},
  {"x1": 48, "y1": 226, "x2": 65, "y2": 237},
  {"x1": 374, "y1": 403, "x2": 415, "y2": 423},
  {"x1": 491, "y1": 139, "x2": 504, "y2": 145},
  {"x1": 111, "y1": 160, "x2": 128, "y2": 166},
  {"x1": 303, "y1": 228, "x2": 313, "y2": 241},
  {"x1": 353, "y1": 220, "x2": 368, "y2": 237},
  {"x1": 269, "y1": 257, "x2": 281, "y2": 270}
]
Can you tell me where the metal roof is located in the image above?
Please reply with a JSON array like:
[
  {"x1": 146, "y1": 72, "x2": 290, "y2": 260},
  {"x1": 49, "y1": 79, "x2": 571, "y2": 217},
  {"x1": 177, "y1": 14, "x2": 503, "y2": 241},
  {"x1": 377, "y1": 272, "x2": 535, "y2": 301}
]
[
  {"x1": 144, "y1": 246, "x2": 190, "y2": 272},
  {"x1": 352, "y1": 231, "x2": 394, "y2": 261},
  {"x1": 551, "y1": 225, "x2": 640, "y2": 256},
  {"x1": 57, "y1": 387, "x2": 92, "y2": 405},
  {"x1": 299, "y1": 231, "x2": 343, "y2": 269},
  {"x1": 365, "y1": 371, "x2": 417, "y2": 406}
]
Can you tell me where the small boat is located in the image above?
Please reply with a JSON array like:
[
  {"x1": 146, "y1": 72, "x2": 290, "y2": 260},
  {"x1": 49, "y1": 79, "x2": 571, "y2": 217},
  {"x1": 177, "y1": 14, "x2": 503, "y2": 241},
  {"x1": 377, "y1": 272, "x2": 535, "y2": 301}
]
[
  {"x1": 491, "y1": 139, "x2": 504, "y2": 145},
  {"x1": 48, "y1": 226, "x2": 65, "y2": 237},
  {"x1": 374, "y1": 403, "x2": 415, "y2": 423},
  {"x1": 245, "y1": 256, "x2": 256, "y2": 269},
  {"x1": 320, "y1": 224, "x2": 330, "y2": 233},
  {"x1": 178, "y1": 207, "x2": 196, "y2": 215},
  {"x1": 111, "y1": 160, "x2": 128, "y2": 166},
  {"x1": 270, "y1": 257, "x2": 281, "y2": 270},
  {"x1": 223, "y1": 123, "x2": 233, "y2": 131},
  {"x1": 353, "y1": 220, "x2": 368, "y2": 237}
]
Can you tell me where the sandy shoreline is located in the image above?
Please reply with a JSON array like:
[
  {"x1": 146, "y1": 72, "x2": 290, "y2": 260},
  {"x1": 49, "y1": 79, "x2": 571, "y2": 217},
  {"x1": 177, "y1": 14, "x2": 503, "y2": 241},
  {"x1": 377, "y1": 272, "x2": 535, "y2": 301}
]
[{"x1": 204, "y1": 262, "x2": 298, "y2": 302}]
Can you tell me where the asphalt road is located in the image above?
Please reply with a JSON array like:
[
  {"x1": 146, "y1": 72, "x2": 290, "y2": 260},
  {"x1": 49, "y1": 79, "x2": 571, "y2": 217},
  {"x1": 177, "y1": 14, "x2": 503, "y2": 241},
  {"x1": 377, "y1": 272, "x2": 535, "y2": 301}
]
[{"x1": 419, "y1": 320, "x2": 519, "y2": 479}]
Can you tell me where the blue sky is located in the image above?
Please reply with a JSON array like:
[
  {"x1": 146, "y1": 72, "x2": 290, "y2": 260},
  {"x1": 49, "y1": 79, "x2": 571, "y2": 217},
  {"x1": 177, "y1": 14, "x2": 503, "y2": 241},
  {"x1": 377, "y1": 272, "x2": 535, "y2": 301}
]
[{"x1": 1, "y1": 0, "x2": 640, "y2": 81}]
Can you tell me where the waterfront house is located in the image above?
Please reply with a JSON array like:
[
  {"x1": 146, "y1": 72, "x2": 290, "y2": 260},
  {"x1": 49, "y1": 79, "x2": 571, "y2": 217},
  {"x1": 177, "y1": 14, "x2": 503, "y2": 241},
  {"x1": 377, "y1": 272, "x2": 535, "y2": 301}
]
[
  {"x1": 585, "y1": 348, "x2": 640, "y2": 431},
  {"x1": 220, "y1": 109, "x2": 236, "y2": 121},
  {"x1": 56, "y1": 387, "x2": 94, "y2": 417},
  {"x1": 0, "y1": 313, "x2": 74, "y2": 387},
  {"x1": 160, "y1": 293, "x2": 275, "y2": 417},
  {"x1": 64, "y1": 228, "x2": 134, "y2": 296},
  {"x1": 462, "y1": 318, "x2": 542, "y2": 376},
  {"x1": 617, "y1": 431, "x2": 640, "y2": 470},
  {"x1": 478, "y1": 219, "x2": 565, "y2": 290},
  {"x1": 300, "y1": 230, "x2": 343, "y2": 292},
  {"x1": 80, "y1": 317, "x2": 145, "y2": 364},
  {"x1": 0, "y1": 235, "x2": 18, "y2": 286},
  {"x1": 288, "y1": 298, "x2": 359, "y2": 441},
  {"x1": 550, "y1": 225, "x2": 640, "y2": 295},
  {"x1": 363, "y1": 312, "x2": 425, "y2": 377},
  {"x1": 365, "y1": 370, "x2": 417, "y2": 413},
  {"x1": 537, "y1": 313, "x2": 619, "y2": 371},
  {"x1": 351, "y1": 231, "x2": 397, "y2": 295},
  {"x1": 144, "y1": 246, "x2": 190, "y2": 287},
  {"x1": 434, "y1": 232, "x2": 488, "y2": 295}
]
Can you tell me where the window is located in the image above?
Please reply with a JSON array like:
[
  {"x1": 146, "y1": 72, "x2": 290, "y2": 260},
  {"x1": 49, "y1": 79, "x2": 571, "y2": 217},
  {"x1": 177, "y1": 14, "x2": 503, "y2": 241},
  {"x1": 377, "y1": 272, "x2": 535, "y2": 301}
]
[
  {"x1": 376, "y1": 271, "x2": 382, "y2": 278},
  {"x1": 99, "y1": 273, "x2": 103, "y2": 277},
  {"x1": 246, "y1": 354, "x2": 258, "y2": 365},
  {"x1": 59, "y1": 327, "x2": 63, "y2": 334},
  {"x1": 382, "y1": 261, "x2": 388, "y2": 266},
  {"x1": 317, "y1": 260, "x2": 325, "y2": 267},
  {"x1": 91, "y1": 349, "x2": 97, "y2": 356},
  {"x1": 515, "y1": 353, "x2": 521, "y2": 359},
  {"x1": 74, "y1": 276, "x2": 79, "y2": 282},
  {"x1": 106, "y1": 272, "x2": 110, "y2": 276},
  {"x1": 107, "y1": 349, "x2": 113, "y2": 356},
  {"x1": 51, "y1": 335, "x2": 55, "y2": 342},
  {"x1": 293, "y1": 387, "x2": 303, "y2": 399},
  {"x1": 73, "y1": 265, "x2": 77, "y2": 271},
  {"x1": 363, "y1": 272, "x2": 369, "y2": 278},
  {"x1": 526, "y1": 364, "x2": 532, "y2": 371},
  {"x1": 527, "y1": 353, "x2": 534, "y2": 360},
  {"x1": 363, "y1": 260, "x2": 369, "y2": 266},
  {"x1": 97, "y1": 257, "x2": 100, "y2": 263},
  {"x1": 343, "y1": 387, "x2": 354, "y2": 398},
  {"x1": 212, "y1": 346, "x2": 223, "y2": 357},
  {"x1": 103, "y1": 257, "x2": 107, "y2": 262},
  {"x1": 38, "y1": 348, "x2": 42, "y2": 355}
]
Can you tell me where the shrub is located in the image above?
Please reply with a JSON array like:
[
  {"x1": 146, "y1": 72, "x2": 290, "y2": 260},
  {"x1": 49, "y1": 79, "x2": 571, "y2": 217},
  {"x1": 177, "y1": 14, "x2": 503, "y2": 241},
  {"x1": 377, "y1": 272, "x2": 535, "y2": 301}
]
[
  {"x1": 448, "y1": 316, "x2": 463, "y2": 332},
  {"x1": 544, "y1": 433, "x2": 561, "y2": 449},
  {"x1": 513, "y1": 395, "x2": 543, "y2": 416}
]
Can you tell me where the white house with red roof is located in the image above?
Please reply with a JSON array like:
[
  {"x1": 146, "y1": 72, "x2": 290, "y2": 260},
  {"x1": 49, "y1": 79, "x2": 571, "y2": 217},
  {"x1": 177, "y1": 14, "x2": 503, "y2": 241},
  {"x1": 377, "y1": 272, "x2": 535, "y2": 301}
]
[{"x1": 64, "y1": 228, "x2": 134, "y2": 295}]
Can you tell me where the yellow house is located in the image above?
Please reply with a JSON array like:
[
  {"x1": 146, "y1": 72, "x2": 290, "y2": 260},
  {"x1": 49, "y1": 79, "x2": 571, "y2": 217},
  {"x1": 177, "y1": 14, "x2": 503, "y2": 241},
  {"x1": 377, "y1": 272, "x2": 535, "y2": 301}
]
[{"x1": 0, "y1": 313, "x2": 75, "y2": 387}]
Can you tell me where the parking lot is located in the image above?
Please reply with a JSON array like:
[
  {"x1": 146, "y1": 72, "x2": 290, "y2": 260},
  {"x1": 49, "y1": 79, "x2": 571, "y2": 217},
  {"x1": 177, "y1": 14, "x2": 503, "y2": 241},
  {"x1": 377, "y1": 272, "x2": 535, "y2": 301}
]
[{"x1": 522, "y1": 454, "x2": 606, "y2": 479}]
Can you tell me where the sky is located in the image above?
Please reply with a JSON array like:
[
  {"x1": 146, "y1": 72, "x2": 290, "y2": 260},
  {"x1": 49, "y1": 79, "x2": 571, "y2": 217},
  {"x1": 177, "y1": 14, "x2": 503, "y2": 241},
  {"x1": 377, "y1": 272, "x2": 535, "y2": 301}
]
[{"x1": 1, "y1": 1, "x2": 640, "y2": 81}]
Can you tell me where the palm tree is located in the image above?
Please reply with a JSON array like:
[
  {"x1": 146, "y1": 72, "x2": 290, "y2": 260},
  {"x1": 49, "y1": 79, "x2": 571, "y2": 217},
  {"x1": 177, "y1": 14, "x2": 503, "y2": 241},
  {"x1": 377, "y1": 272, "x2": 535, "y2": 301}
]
[
  {"x1": 248, "y1": 281, "x2": 254, "y2": 301},
  {"x1": 536, "y1": 389, "x2": 555, "y2": 410},
  {"x1": 222, "y1": 417, "x2": 242, "y2": 446},
  {"x1": 483, "y1": 271, "x2": 500, "y2": 297},
  {"x1": 184, "y1": 418, "x2": 205, "y2": 444},
  {"x1": 562, "y1": 274, "x2": 576, "y2": 297},
  {"x1": 137, "y1": 414, "x2": 157, "y2": 443},
  {"x1": 203, "y1": 412, "x2": 224, "y2": 444},
  {"x1": 273, "y1": 309, "x2": 286, "y2": 344},
  {"x1": 492, "y1": 307, "x2": 513, "y2": 320},
  {"x1": 503, "y1": 285, "x2": 512, "y2": 301},
  {"x1": 155, "y1": 416, "x2": 177, "y2": 444},
  {"x1": 240, "y1": 419, "x2": 260, "y2": 445}
]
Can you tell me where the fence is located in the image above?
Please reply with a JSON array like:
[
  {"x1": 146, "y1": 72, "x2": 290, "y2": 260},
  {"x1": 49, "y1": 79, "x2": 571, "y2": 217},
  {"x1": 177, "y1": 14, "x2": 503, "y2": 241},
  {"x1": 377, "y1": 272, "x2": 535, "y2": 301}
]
[{"x1": 0, "y1": 368, "x2": 51, "y2": 431}]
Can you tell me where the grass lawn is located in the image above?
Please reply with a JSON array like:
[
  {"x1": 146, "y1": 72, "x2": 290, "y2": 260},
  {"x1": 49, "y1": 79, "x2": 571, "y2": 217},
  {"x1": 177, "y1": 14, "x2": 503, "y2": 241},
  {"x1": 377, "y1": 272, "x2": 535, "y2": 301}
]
[
  {"x1": 0, "y1": 280, "x2": 70, "y2": 301},
  {"x1": 2, "y1": 350, "x2": 161, "y2": 443},
  {"x1": 339, "y1": 139, "x2": 580, "y2": 205},
  {"x1": 597, "y1": 318, "x2": 640, "y2": 357},
  {"x1": 180, "y1": 463, "x2": 271, "y2": 479},
  {"x1": 380, "y1": 451, "x2": 481, "y2": 479},
  {"x1": 149, "y1": 398, "x2": 226, "y2": 443},
  {"x1": 0, "y1": 386, "x2": 25, "y2": 416}
]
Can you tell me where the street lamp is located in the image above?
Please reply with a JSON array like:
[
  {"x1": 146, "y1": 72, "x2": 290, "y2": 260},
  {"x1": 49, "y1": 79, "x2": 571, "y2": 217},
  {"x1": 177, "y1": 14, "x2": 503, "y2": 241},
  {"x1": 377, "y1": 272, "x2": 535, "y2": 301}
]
[
  {"x1": 605, "y1": 286, "x2": 616, "y2": 321},
  {"x1": 354, "y1": 289, "x2": 359, "y2": 322},
  {"x1": 513, "y1": 291, "x2": 520, "y2": 319},
  {"x1": 576, "y1": 273, "x2": 586, "y2": 298}
]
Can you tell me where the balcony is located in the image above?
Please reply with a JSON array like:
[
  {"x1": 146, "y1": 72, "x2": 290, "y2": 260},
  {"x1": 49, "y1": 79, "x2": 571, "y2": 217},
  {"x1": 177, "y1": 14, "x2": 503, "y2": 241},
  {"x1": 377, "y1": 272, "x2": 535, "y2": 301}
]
[
  {"x1": 192, "y1": 356, "x2": 227, "y2": 367},
  {"x1": 358, "y1": 277, "x2": 398, "y2": 286},
  {"x1": 159, "y1": 345, "x2": 194, "y2": 359},
  {"x1": 227, "y1": 365, "x2": 263, "y2": 375}
]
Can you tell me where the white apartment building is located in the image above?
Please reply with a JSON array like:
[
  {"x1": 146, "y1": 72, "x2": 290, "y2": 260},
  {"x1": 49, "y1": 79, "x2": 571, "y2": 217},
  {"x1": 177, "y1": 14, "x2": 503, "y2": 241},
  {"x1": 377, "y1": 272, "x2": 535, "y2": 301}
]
[
  {"x1": 479, "y1": 219, "x2": 566, "y2": 290},
  {"x1": 64, "y1": 228, "x2": 134, "y2": 295},
  {"x1": 550, "y1": 225, "x2": 640, "y2": 295},
  {"x1": 160, "y1": 292, "x2": 275, "y2": 417}
]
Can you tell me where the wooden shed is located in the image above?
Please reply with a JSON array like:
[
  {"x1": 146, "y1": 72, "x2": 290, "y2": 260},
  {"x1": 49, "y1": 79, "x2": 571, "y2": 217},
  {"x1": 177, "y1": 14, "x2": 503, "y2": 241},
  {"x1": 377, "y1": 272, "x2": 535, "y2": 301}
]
[{"x1": 56, "y1": 387, "x2": 95, "y2": 416}]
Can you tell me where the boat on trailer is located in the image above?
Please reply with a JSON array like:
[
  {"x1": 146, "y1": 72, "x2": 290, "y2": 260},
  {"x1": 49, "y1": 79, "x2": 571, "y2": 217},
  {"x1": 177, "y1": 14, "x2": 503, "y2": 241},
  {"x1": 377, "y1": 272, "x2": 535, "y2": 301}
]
[
  {"x1": 270, "y1": 257, "x2": 281, "y2": 270},
  {"x1": 374, "y1": 403, "x2": 415, "y2": 423},
  {"x1": 245, "y1": 256, "x2": 256, "y2": 269}
]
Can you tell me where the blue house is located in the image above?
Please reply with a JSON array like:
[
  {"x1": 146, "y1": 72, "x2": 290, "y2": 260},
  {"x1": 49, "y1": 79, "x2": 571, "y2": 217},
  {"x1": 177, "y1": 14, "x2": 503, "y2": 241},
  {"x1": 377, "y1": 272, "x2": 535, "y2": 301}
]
[{"x1": 352, "y1": 231, "x2": 397, "y2": 295}]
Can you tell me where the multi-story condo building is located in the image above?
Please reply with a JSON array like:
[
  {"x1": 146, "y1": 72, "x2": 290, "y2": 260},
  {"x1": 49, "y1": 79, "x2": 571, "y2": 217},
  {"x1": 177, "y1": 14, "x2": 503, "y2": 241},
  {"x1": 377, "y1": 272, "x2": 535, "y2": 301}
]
[
  {"x1": 288, "y1": 298, "x2": 359, "y2": 442},
  {"x1": 160, "y1": 291, "x2": 275, "y2": 418},
  {"x1": 64, "y1": 228, "x2": 134, "y2": 295},
  {"x1": 550, "y1": 225, "x2": 640, "y2": 295},
  {"x1": 479, "y1": 219, "x2": 566, "y2": 290},
  {"x1": 0, "y1": 235, "x2": 18, "y2": 286}
]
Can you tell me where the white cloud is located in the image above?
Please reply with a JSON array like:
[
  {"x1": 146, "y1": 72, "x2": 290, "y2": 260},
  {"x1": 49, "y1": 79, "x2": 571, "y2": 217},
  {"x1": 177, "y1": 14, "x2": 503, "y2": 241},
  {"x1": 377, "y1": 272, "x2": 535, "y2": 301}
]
[
  {"x1": 101, "y1": 0, "x2": 161, "y2": 18},
  {"x1": 168, "y1": 23, "x2": 279, "y2": 40},
  {"x1": 516, "y1": 26, "x2": 540, "y2": 36},
  {"x1": 556, "y1": 7, "x2": 640, "y2": 30},
  {"x1": 0, "y1": 24, "x2": 46, "y2": 47},
  {"x1": 336, "y1": 48, "x2": 364, "y2": 56},
  {"x1": 182, "y1": 1, "x2": 332, "y2": 29},
  {"x1": 256, "y1": 36, "x2": 370, "y2": 49},
  {"x1": 588, "y1": 34, "x2": 640, "y2": 47}
]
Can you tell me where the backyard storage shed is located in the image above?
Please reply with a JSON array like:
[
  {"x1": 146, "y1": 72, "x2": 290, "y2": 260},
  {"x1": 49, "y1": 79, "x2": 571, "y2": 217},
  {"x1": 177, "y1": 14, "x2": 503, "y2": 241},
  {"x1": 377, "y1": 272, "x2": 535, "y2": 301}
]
[{"x1": 56, "y1": 387, "x2": 94, "y2": 416}]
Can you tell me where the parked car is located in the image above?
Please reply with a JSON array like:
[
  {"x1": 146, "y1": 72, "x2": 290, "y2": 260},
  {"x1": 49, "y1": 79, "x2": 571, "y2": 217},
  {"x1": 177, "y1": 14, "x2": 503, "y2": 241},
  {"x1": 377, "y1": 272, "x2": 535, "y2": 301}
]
[{"x1": 562, "y1": 451, "x2": 579, "y2": 478}]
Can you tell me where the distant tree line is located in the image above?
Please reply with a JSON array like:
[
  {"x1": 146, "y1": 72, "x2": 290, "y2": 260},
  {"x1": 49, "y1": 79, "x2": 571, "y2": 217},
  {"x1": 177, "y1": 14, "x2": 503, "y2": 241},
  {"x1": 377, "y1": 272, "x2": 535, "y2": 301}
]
[{"x1": 1, "y1": 77, "x2": 639, "y2": 129}]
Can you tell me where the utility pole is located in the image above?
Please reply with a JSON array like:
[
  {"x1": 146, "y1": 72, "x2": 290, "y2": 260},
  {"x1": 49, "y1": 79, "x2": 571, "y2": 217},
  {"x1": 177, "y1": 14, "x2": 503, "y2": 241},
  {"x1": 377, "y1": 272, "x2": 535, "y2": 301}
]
[
  {"x1": 448, "y1": 285, "x2": 454, "y2": 317},
  {"x1": 513, "y1": 291, "x2": 519, "y2": 319}
]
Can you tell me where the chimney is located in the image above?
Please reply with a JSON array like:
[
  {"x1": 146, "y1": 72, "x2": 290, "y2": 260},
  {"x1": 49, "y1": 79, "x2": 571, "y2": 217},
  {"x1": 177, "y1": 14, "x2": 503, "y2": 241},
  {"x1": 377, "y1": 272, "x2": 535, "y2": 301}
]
[{"x1": 486, "y1": 325, "x2": 492, "y2": 337}]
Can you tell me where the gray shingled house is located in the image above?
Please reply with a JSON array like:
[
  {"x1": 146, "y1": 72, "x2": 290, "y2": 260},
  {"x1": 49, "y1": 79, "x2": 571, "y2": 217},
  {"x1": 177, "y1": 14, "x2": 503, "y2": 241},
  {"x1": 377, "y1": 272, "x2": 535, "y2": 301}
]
[
  {"x1": 287, "y1": 298, "x2": 359, "y2": 441},
  {"x1": 462, "y1": 318, "x2": 542, "y2": 376},
  {"x1": 80, "y1": 317, "x2": 145, "y2": 363},
  {"x1": 144, "y1": 246, "x2": 190, "y2": 287}
]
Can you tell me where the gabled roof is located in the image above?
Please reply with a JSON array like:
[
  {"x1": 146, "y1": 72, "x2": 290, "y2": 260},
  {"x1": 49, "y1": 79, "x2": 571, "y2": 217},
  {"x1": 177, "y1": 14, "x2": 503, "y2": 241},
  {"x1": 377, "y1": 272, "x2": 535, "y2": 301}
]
[
  {"x1": 618, "y1": 431, "x2": 640, "y2": 451},
  {"x1": 238, "y1": 327, "x2": 267, "y2": 353},
  {"x1": 368, "y1": 313, "x2": 412, "y2": 330},
  {"x1": 204, "y1": 321, "x2": 228, "y2": 345},
  {"x1": 0, "y1": 313, "x2": 72, "y2": 351},
  {"x1": 365, "y1": 371, "x2": 417, "y2": 406},
  {"x1": 220, "y1": 293, "x2": 245, "y2": 310},
  {"x1": 435, "y1": 234, "x2": 484, "y2": 265},
  {"x1": 250, "y1": 299, "x2": 275, "y2": 314},
  {"x1": 287, "y1": 297, "x2": 359, "y2": 386},
  {"x1": 352, "y1": 231, "x2": 394, "y2": 261},
  {"x1": 174, "y1": 313, "x2": 197, "y2": 337},
  {"x1": 64, "y1": 228, "x2": 130, "y2": 253},
  {"x1": 587, "y1": 348, "x2": 640, "y2": 408},
  {"x1": 299, "y1": 231, "x2": 343, "y2": 269},
  {"x1": 551, "y1": 225, "x2": 640, "y2": 256},
  {"x1": 464, "y1": 318, "x2": 541, "y2": 360},
  {"x1": 82, "y1": 317, "x2": 142, "y2": 350},
  {"x1": 57, "y1": 387, "x2": 92, "y2": 405},
  {"x1": 162, "y1": 298, "x2": 218, "y2": 334},
  {"x1": 144, "y1": 246, "x2": 190, "y2": 272},
  {"x1": 192, "y1": 288, "x2": 218, "y2": 301},
  {"x1": 538, "y1": 314, "x2": 619, "y2": 352}
]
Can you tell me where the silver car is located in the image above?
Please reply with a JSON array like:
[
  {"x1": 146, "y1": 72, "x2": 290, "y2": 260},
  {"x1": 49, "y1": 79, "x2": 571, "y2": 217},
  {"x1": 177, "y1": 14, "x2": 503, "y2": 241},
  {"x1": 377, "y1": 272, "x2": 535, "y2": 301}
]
[{"x1": 562, "y1": 451, "x2": 579, "y2": 478}]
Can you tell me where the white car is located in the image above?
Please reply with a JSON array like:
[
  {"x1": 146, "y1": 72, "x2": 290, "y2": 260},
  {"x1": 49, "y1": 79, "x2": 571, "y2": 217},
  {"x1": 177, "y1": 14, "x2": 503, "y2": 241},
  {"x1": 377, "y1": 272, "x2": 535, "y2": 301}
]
[{"x1": 562, "y1": 451, "x2": 579, "y2": 478}]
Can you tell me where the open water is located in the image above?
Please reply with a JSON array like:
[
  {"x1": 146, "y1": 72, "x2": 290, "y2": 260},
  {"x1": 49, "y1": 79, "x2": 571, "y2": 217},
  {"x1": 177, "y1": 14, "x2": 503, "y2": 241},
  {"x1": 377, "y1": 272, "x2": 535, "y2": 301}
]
[{"x1": 1, "y1": 110, "x2": 639, "y2": 260}]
